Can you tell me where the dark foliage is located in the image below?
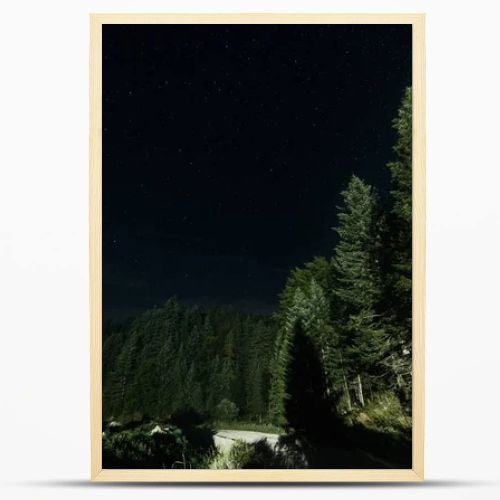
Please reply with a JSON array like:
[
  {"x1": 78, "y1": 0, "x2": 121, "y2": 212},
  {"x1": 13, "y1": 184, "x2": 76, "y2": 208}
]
[{"x1": 102, "y1": 420, "x2": 215, "y2": 469}]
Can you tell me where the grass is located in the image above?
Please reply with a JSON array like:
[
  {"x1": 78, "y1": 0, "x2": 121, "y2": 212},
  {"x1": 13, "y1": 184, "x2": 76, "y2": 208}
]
[
  {"x1": 209, "y1": 439, "x2": 287, "y2": 469},
  {"x1": 349, "y1": 392, "x2": 411, "y2": 436}
]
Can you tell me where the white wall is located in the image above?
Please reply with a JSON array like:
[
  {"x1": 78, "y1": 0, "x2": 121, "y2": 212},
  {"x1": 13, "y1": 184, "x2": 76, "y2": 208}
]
[{"x1": 1, "y1": 1, "x2": 499, "y2": 498}]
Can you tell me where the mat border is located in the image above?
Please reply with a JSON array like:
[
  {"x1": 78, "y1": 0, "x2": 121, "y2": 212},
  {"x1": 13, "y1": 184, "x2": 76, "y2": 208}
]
[{"x1": 90, "y1": 12, "x2": 425, "y2": 482}]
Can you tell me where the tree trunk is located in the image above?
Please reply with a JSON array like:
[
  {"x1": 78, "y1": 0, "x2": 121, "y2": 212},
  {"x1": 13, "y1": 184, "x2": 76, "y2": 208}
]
[
  {"x1": 320, "y1": 347, "x2": 331, "y2": 397},
  {"x1": 339, "y1": 351, "x2": 352, "y2": 411},
  {"x1": 356, "y1": 374, "x2": 365, "y2": 407}
]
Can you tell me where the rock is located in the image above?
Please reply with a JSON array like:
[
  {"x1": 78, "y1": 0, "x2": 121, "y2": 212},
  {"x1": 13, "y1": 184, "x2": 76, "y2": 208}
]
[{"x1": 150, "y1": 425, "x2": 164, "y2": 435}]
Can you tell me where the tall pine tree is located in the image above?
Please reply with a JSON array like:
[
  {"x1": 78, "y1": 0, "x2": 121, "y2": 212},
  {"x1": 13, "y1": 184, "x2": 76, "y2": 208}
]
[
  {"x1": 332, "y1": 175, "x2": 387, "y2": 404},
  {"x1": 383, "y1": 87, "x2": 413, "y2": 403},
  {"x1": 387, "y1": 87, "x2": 412, "y2": 323}
]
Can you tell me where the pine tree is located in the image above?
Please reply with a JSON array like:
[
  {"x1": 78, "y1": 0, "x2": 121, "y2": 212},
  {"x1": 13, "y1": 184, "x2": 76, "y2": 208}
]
[
  {"x1": 332, "y1": 175, "x2": 387, "y2": 402},
  {"x1": 383, "y1": 87, "x2": 413, "y2": 403},
  {"x1": 269, "y1": 275, "x2": 341, "y2": 425},
  {"x1": 387, "y1": 87, "x2": 412, "y2": 322},
  {"x1": 268, "y1": 328, "x2": 292, "y2": 426}
]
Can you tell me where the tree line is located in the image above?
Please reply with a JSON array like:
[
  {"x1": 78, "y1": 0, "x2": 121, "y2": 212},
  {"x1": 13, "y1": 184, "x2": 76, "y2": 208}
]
[{"x1": 103, "y1": 300, "x2": 276, "y2": 422}]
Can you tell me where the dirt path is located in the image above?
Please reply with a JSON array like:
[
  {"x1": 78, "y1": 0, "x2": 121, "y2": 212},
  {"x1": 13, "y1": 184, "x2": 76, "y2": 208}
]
[{"x1": 214, "y1": 429, "x2": 279, "y2": 452}]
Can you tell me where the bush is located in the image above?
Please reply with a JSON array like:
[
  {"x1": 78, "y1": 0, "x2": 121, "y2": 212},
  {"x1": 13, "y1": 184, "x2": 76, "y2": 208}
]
[
  {"x1": 103, "y1": 421, "x2": 213, "y2": 469},
  {"x1": 218, "y1": 441, "x2": 254, "y2": 469},
  {"x1": 213, "y1": 399, "x2": 239, "y2": 421},
  {"x1": 352, "y1": 392, "x2": 411, "y2": 435}
]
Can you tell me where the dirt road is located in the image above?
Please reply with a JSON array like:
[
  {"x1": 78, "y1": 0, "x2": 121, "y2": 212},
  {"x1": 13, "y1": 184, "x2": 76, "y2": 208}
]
[{"x1": 214, "y1": 429, "x2": 279, "y2": 452}]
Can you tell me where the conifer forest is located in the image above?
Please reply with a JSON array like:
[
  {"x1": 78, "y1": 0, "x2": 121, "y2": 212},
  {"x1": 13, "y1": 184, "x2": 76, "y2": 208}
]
[{"x1": 103, "y1": 25, "x2": 413, "y2": 469}]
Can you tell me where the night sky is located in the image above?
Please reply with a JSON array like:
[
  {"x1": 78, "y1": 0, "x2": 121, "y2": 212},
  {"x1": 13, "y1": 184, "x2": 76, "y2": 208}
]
[{"x1": 103, "y1": 24, "x2": 411, "y2": 320}]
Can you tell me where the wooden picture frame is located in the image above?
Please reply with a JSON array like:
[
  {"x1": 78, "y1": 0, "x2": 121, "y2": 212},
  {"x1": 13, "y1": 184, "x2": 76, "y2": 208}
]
[{"x1": 90, "y1": 13, "x2": 425, "y2": 482}]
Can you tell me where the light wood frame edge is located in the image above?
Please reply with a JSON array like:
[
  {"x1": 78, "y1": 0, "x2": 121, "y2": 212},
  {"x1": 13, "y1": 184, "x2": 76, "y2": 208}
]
[
  {"x1": 90, "y1": 12, "x2": 425, "y2": 483},
  {"x1": 90, "y1": 12, "x2": 103, "y2": 482}
]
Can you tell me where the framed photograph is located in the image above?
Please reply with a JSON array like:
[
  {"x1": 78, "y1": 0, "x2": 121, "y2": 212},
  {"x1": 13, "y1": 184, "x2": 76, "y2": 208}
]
[{"x1": 90, "y1": 13, "x2": 425, "y2": 482}]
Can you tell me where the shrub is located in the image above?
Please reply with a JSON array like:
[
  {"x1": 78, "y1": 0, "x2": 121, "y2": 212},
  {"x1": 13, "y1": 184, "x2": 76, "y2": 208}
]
[
  {"x1": 352, "y1": 392, "x2": 411, "y2": 435},
  {"x1": 213, "y1": 399, "x2": 239, "y2": 421},
  {"x1": 102, "y1": 421, "x2": 212, "y2": 469}
]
